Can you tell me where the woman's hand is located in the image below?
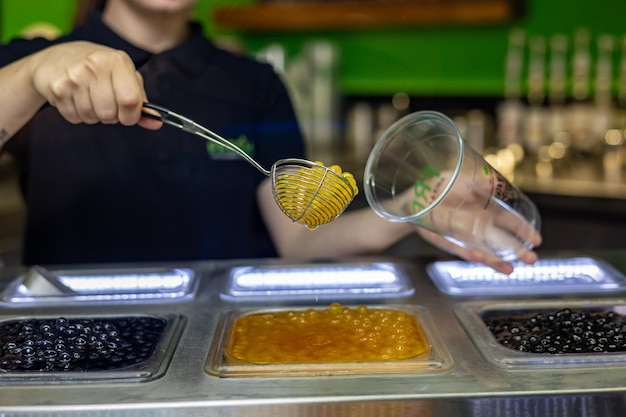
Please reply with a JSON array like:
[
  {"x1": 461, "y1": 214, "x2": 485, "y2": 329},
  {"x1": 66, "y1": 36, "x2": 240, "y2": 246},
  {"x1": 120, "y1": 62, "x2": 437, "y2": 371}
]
[
  {"x1": 415, "y1": 226, "x2": 541, "y2": 275},
  {"x1": 28, "y1": 41, "x2": 160, "y2": 130}
]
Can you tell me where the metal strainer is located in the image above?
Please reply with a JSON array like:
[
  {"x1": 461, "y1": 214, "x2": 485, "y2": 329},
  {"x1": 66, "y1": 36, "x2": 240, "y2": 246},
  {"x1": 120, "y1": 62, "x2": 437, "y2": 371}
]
[{"x1": 142, "y1": 103, "x2": 358, "y2": 229}]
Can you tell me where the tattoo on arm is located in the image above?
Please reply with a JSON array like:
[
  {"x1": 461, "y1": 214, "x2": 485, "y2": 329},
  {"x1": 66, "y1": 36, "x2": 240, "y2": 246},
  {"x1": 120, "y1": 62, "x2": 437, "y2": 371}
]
[{"x1": 0, "y1": 128, "x2": 10, "y2": 149}]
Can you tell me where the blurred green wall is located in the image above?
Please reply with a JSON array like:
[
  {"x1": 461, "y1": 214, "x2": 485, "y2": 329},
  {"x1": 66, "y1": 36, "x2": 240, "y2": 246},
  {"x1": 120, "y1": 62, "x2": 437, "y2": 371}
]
[
  {"x1": 2, "y1": 0, "x2": 625, "y2": 98},
  {"x1": 0, "y1": 0, "x2": 216, "y2": 41},
  {"x1": 0, "y1": 0, "x2": 76, "y2": 42},
  {"x1": 201, "y1": 0, "x2": 626, "y2": 97}
]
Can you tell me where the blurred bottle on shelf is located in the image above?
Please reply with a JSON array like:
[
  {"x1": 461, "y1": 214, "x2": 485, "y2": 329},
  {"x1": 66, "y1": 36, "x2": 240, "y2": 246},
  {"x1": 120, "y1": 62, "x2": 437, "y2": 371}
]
[
  {"x1": 496, "y1": 28, "x2": 526, "y2": 152},
  {"x1": 345, "y1": 92, "x2": 411, "y2": 164},
  {"x1": 543, "y1": 34, "x2": 570, "y2": 177},
  {"x1": 306, "y1": 41, "x2": 341, "y2": 161},
  {"x1": 567, "y1": 28, "x2": 596, "y2": 156},
  {"x1": 593, "y1": 34, "x2": 621, "y2": 183},
  {"x1": 493, "y1": 29, "x2": 527, "y2": 182},
  {"x1": 258, "y1": 40, "x2": 341, "y2": 162},
  {"x1": 346, "y1": 101, "x2": 374, "y2": 162},
  {"x1": 524, "y1": 35, "x2": 549, "y2": 166},
  {"x1": 600, "y1": 35, "x2": 626, "y2": 184},
  {"x1": 491, "y1": 26, "x2": 626, "y2": 195},
  {"x1": 617, "y1": 35, "x2": 626, "y2": 175}
]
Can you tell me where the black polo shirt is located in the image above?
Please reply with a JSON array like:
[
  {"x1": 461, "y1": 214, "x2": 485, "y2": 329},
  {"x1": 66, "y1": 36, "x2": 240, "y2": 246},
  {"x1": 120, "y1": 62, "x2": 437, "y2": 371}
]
[{"x1": 1, "y1": 12, "x2": 305, "y2": 265}]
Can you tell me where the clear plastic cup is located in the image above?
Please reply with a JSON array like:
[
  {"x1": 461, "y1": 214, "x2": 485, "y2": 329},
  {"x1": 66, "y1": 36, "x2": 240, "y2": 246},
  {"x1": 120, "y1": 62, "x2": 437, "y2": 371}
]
[{"x1": 364, "y1": 110, "x2": 541, "y2": 262}]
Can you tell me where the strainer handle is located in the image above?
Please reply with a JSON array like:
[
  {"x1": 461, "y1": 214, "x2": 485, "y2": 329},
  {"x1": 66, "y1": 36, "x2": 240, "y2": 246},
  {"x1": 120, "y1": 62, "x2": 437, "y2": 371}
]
[{"x1": 142, "y1": 102, "x2": 270, "y2": 176}]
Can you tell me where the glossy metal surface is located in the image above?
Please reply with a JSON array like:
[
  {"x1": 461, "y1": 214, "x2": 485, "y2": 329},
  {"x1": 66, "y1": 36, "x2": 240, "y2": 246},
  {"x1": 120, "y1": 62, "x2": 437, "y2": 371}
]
[
  {"x1": 427, "y1": 256, "x2": 626, "y2": 296},
  {"x1": 0, "y1": 252, "x2": 626, "y2": 416}
]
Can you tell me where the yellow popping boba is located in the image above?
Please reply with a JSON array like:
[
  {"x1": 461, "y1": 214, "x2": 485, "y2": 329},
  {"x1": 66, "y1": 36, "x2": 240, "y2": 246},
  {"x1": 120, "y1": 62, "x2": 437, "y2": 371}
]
[{"x1": 271, "y1": 159, "x2": 359, "y2": 230}]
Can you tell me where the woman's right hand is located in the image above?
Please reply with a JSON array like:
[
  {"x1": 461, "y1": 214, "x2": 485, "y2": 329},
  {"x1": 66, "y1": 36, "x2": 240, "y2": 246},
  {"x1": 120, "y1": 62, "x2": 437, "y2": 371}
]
[{"x1": 28, "y1": 41, "x2": 160, "y2": 129}]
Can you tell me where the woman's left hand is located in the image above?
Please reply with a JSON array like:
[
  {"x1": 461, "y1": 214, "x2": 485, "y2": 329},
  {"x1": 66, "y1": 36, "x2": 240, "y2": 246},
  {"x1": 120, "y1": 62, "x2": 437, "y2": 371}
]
[{"x1": 414, "y1": 226, "x2": 541, "y2": 275}]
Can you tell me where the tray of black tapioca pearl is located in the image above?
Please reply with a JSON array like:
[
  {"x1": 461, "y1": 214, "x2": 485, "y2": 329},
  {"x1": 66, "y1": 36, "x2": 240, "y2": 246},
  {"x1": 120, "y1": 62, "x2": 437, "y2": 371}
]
[
  {"x1": 0, "y1": 312, "x2": 185, "y2": 383},
  {"x1": 455, "y1": 299, "x2": 626, "y2": 369}
]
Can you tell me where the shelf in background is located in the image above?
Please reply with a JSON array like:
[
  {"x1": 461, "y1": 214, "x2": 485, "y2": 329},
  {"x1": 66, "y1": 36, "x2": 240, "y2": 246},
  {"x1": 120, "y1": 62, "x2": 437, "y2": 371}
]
[{"x1": 213, "y1": 0, "x2": 523, "y2": 32}]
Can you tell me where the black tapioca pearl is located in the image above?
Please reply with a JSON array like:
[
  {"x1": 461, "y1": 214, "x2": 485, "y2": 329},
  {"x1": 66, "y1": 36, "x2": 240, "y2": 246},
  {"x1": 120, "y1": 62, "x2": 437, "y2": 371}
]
[
  {"x1": 39, "y1": 323, "x2": 52, "y2": 333},
  {"x1": 583, "y1": 330, "x2": 595, "y2": 339},
  {"x1": 41, "y1": 331, "x2": 55, "y2": 340}
]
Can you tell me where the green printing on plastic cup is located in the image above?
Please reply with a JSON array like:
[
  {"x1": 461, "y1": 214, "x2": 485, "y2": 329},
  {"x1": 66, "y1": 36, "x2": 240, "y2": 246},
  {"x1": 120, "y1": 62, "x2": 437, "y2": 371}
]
[{"x1": 410, "y1": 165, "x2": 440, "y2": 213}]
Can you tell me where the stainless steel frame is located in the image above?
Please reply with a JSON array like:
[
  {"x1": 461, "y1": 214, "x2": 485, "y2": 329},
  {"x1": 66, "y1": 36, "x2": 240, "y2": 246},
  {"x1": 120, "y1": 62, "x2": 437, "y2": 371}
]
[{"x1": 0, "y1": 252, "x2": 625, "y2": 417}]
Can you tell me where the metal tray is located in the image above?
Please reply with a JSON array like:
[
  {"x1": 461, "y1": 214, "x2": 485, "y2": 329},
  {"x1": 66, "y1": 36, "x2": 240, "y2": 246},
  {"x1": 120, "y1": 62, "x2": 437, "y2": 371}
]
[
  {"x1": 0, "y1": 266, "x2": 197, "y2": 305},
  {"x1": 205, "y1": 304, "x2": 453, "y2": 377},
  {"x1": 456, "y1": 299, "x2": 626, "y2": 369},
  {"x1": 427, "y1": 257, "x2": 626, "y2": 296},
  {"x1": 0, "y1": 312, "x2": 185, "y2": 384},
  {"x1": 220, "y1": 262, "x2": 415, "y2": 302}
]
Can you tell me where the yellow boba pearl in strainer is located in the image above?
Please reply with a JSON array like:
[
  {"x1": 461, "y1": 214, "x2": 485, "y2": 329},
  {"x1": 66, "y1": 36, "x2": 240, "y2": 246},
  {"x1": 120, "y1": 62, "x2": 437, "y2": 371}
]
[{"x1": 271, "y1": 159, "x2": 359, "y2": 230}]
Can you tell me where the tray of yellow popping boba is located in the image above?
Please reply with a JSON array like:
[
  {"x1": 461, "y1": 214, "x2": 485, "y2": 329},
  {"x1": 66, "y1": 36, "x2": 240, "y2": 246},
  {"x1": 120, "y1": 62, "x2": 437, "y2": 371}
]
[{"x1": 205, "y1": 302, "x2": 454, "y2": 377}]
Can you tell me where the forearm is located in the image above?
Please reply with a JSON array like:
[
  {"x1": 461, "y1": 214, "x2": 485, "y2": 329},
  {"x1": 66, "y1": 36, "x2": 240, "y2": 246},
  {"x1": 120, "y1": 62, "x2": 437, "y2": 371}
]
[
  {"x1": 285, "y1": 207, "x2": 415, "y2": 258},
  {"x1": 0, "y1": 54, "x2": 48, "y2": 148},
  {"x1": 258, "y1": 178, "x2": 414, "y2": 258}
]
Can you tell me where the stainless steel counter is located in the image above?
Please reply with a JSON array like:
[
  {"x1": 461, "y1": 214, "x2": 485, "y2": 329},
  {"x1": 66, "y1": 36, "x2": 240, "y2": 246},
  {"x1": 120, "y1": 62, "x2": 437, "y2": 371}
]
[{"x1": 1, "y1": 250, "x2": 626, "y2": 416}]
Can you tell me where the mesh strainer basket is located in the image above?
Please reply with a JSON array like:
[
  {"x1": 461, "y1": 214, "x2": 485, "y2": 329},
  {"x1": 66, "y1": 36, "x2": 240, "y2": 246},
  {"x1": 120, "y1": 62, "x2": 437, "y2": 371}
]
[{"x1": 271, "y1": 159, "x2": 357, "y2": 229}]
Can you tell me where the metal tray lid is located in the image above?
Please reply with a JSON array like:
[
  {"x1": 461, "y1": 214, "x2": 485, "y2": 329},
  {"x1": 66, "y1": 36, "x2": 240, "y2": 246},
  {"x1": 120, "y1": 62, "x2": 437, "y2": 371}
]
[
  {"x1": 427, "y1": 256, "x2": 626, "y2": 296},
  {"x1": 0, "y1": 265, "x2": 197, "y2": 305},
  {"x1": 220, "y1": 261, "x2": 415, "y2": 302}
]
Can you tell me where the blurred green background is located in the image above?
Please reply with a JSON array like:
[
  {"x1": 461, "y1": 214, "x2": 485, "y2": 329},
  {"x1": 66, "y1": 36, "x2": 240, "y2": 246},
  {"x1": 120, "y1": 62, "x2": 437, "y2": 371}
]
[{"x1": 1, "y1": 0, "x2": 624, "y2": 97}]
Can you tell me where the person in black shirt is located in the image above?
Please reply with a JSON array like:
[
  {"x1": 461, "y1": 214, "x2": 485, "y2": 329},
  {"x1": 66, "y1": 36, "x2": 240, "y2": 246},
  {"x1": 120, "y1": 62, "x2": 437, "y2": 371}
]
[{"x1": 0, "y1": 0, "x2": 540, "y2": 274}]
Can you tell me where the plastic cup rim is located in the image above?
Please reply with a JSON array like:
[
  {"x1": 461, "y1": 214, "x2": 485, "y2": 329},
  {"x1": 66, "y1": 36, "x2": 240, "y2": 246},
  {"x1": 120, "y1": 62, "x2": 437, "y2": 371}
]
[{"x1": 364, "y1": 110, "x2": 465, "y2": 223}]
